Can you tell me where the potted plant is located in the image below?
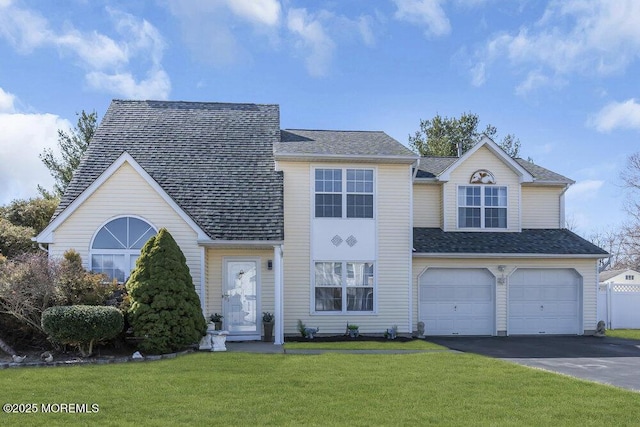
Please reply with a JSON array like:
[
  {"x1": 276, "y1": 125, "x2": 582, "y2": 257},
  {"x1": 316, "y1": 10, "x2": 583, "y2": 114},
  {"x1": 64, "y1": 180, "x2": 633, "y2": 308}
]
[
  {"x1": 347, "y1": 324, "x2": 359, "y2": 338},
  {"x1": 262, "y1": 312, "x2": 274, "y2": 342},
  {"x1": 209, "y1": 313, "x2": 223, "y2": 331}
]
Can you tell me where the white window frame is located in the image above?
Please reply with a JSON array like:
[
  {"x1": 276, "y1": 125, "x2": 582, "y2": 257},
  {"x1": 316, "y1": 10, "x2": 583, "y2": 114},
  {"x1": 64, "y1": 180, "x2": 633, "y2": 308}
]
[
  {"x1": 457, "y1": 185, "x2": 507, "y2": 229},
  {"x1": 314, "y1": 168, "x2": 375, "y2": 219},
  {"x1": 312, "y1": 260, "x2": 375, "y2": 314},
  {"x1": 89, "y1": 215, "x2": 157, "y2": 283}
]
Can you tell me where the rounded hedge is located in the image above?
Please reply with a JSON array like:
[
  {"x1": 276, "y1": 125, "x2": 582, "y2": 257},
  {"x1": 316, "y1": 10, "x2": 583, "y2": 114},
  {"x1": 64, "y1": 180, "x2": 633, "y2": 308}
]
[{"x1": 41, "y1": 305, "x2": 124, "y2": 356}]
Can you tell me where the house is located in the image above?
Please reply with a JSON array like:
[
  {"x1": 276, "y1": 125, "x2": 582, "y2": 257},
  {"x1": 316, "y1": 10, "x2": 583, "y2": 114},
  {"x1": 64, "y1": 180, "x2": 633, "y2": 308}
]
[
  {"x1": 599, "y1": 269, "x2": 640, "y2": 285},
  {"x1": 35, "y1": 100, "x2": 608, "y2": 344}
]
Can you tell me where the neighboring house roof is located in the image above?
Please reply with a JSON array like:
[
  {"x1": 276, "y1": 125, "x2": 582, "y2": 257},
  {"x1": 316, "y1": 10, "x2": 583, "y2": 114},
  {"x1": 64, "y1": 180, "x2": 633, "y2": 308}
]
[
  {"x1": 53, "y1": 100, "x2": 284, "y2": 242},
  {"x1": 413, "y1": 228, "x2": 609, "y2": 256},
  {"x1": 599, "y1": 269, "x2": 640, "y2": 282},
  {"x1": 414, "y1": 139, "x2": 573, "y2": 185},
  {"x1": 276, "y1": 129, "x2": 417, "y2": 162}
]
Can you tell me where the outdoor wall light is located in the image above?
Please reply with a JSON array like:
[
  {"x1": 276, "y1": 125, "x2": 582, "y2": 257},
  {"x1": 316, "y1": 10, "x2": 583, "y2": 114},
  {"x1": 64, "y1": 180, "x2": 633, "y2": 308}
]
[{"x1": 267, "y1": 260, "x2": 273, "y2": 270}]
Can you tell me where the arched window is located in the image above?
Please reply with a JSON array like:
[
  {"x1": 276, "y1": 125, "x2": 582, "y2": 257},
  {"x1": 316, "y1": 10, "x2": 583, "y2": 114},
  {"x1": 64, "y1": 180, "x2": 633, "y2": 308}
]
[{"x1": 90, "y1": 216, "x2": 157, "y2": 282}]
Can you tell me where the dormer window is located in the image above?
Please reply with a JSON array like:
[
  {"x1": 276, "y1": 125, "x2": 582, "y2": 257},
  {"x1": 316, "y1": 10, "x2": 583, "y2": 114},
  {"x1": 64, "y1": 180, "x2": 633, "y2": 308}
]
[{"x1": 458, "y1": 185, "x2": 507, "y2": 229}]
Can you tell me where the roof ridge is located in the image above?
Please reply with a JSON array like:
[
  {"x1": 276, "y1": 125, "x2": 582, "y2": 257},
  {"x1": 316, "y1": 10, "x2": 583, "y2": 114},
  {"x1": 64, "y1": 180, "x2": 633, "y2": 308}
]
[
  {"x1": 283, "y1": 128, "x2": 386, "y2": 133},
  {"x1": 111, "y1": 99, "x2": 279, "y2": 107}
]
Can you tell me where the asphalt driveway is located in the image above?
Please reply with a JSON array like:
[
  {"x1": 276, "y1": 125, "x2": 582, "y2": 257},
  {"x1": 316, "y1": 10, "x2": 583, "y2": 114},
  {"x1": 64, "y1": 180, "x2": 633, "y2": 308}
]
[{"x1": 428, "y1": 336, "x2": 640, "y2": 392}]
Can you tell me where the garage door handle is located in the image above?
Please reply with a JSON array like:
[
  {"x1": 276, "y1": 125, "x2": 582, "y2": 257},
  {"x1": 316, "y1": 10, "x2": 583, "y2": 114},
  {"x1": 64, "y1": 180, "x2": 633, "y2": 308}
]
[
  {"x1": 453, "y1": 305, "x2": 457, "y2": 311},
  {"x1": 540, "y1": 305, "x2": 544, "y2": 311}
]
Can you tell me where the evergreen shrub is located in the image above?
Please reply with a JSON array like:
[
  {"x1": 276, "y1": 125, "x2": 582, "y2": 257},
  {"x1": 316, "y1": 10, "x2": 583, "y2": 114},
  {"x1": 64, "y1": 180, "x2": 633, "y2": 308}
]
[
  {"x1": 126, "y1": 228, "x2": 206, "y2": 354},
  {"x1": 41, "y1": 305, "x2": 124, "y2": 356}
]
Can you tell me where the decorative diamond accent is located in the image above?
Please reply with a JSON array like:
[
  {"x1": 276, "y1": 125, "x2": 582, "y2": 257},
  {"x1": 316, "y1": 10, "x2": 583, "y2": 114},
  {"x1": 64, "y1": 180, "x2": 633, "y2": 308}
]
[
  {"x1": 331, "y1": 235, "x2": 343, "y2": 247},
  {"x1": 346, "y1": 235, "x2": 358, "y2": 247}
]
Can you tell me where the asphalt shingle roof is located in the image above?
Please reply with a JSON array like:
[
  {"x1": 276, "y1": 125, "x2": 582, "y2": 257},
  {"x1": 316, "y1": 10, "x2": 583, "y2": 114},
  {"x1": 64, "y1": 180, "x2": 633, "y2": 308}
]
[
  {"x1": 55, "y1": 100, "x2": 284, "y2": 241},
  {"x1": 413, "y1": 228, "x2": 608, "y2": 256},
  {"x1": 277, "y1": 129, "x2": 416, "y2": 159},
  {"x1": 415, "y1": 156, "x2": 574, "y2": 184}
]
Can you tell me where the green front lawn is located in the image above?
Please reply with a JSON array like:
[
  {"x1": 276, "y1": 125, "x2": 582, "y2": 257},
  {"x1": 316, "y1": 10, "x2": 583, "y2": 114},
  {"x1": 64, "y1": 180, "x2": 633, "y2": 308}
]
[
  {"x1": 1, "y1": 352, "x2": 638, "y2": 426},
  {"x1": 606, "y1": 329, "x2": 640, "y2": 340}
]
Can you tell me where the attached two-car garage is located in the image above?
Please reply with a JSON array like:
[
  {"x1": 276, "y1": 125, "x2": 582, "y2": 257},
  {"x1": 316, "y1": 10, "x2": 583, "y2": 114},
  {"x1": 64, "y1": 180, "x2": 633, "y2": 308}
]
[{"x1": 419, "y1": 267, "x2": 582, "y2": 336}]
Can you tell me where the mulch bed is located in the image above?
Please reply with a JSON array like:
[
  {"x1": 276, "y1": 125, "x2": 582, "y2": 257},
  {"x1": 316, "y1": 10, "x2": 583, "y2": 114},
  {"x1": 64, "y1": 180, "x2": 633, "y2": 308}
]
[
  {"x1": 285, "y1": 334, "x2": 416, "y2": 343},
  {"x1": 0, "y1": 342, "x2": 141, "y2": 367}
]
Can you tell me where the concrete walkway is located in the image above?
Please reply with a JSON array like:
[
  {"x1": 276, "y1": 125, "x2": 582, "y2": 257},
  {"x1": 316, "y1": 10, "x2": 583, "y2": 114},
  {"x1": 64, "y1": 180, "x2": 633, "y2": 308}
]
[{"x1": 225, "y1": 341, "x2": 284, "y2": 353}]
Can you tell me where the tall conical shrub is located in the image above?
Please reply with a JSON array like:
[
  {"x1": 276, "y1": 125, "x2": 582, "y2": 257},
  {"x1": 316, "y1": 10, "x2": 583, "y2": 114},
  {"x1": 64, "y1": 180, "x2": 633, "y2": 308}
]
[{"x1": 126, "y1": 228, "x2": 206, "y2": 354}]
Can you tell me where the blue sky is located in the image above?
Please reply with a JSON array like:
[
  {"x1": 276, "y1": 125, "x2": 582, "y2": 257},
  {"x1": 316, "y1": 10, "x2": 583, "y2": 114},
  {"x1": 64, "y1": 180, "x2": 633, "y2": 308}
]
[{"x1": 1, "y1": 0, "x2": 638, "y2": 238}]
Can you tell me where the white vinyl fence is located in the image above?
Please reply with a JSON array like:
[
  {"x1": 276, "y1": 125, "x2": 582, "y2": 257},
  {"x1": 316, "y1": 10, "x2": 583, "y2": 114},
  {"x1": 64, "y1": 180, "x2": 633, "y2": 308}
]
[{"x1": 598, "y1": 283, "x2": 640, "y2": 329}]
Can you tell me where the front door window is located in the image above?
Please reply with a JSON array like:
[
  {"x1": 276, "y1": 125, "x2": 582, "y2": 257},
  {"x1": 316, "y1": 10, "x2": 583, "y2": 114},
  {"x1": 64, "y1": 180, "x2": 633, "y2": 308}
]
[{"x1": 223, "y1": 260, "x2": 258, "y2": 335}]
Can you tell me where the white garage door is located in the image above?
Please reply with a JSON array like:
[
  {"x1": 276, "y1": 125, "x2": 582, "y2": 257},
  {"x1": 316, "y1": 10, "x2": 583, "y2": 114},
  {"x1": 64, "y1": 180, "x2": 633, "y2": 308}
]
[
  {"x1": 419, "y1": 268, "x2": 495, "y2": 336},
  {"x1": 509, "y1": 269, "x2": 581, "y2": 335}
]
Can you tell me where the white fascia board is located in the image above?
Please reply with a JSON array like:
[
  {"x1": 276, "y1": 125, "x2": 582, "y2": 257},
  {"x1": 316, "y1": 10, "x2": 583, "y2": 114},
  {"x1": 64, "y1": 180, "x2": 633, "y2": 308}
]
[
  {"x1": 412, "y1": 252, "x2": 608, "y2": 259},
  {"x1": 274, "y1": 153, "x2": 418, "y2": 164},
  {"x1": 36, "y1": 152, "x2": 209, "y2": 243},
  {"x1": 438, "y1": 136, "x2": 534, "y2": 183},
  {"x1": 413, "y1": 178, "x2": 440, "y2": 184}
]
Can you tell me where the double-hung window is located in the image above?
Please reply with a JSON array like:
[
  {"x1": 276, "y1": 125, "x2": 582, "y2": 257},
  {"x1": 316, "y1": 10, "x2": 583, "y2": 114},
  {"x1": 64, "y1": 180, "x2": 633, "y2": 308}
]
[
  {"x1": 315, "y1": 168, "x2": 374, "y2": 218},
  {"x1": 458, "y1": 186, "x2": 507, "y2": 229},
  {"x1": 314, "y1": 261, "x2": 374, "y2": 312}
]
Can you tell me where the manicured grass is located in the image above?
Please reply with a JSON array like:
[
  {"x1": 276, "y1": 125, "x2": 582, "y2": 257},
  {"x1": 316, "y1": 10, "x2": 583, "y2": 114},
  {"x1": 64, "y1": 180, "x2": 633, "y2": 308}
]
[
  {"x1": 284, "y1": 339, "x2": 445, "y2": 350},
  {"x1": 1, "y1": 352, "x2": 639, "y2": 426},
  {"x1": 606, "y1": 329, "x2": 640, "y2": 340}
]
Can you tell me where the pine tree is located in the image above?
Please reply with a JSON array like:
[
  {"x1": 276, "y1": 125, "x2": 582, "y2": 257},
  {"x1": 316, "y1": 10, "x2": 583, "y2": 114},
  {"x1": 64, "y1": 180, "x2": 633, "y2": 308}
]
[{"x1": 126, "y1": 228, "x2": 206, "y2": 354}]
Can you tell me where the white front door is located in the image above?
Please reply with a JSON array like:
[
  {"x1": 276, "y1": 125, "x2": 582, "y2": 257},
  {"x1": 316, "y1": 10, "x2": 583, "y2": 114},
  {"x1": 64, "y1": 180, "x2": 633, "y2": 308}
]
[{"x1": 223, "y1": 259, "x2": 260, "y2": 340}]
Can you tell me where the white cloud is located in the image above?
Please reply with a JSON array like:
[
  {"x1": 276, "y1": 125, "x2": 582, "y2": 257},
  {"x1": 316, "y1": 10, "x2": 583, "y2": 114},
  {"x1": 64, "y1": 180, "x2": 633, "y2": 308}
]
[
  {"x1": 166, "y1": 1, "x2": 373, "y2": 76},
  {"x1": 592, "y1": 99, "x2": 640, "y2": 132},
  {"x1": 224, "y1": 0, "x2": 281, "y2": 26},
  {"x1": 0, "y1": 87, "x2": 16, "y2": 113},
  {"x1": 0, "y1": 104, "x2": 69, "y2": 204},
  {"x1": 515, "y1": 71, "x2": 549, "y2": 96},
  {"x1": 0, "y1": 3, "x2": 169, "y2": 99},
  {"x1": 287, "y1": 8, "x2": 335, "y2": 77},
  {"x1": 565, "y1": 179, "x2": 604, "y2": 202},
  {"x1": 392, "y1": 0, "x2": 450, "y2": 37},
  {"x1": 86, "y1": 69, "x2": 171, "y2": 100},
  {"x1": 470, "y1": 62, "x2": 485, "y2": 87},
  {"x1": 357, "y1": 16, "x2": 376, "y2": 47},
  {"x1": 472, "y1": 0, "x2": 640, "y2": 90}
]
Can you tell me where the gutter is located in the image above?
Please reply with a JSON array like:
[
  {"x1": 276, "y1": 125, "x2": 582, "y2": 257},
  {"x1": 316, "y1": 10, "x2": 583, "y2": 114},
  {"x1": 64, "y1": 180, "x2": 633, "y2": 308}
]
[
  {"x1": 197, "y1": 239, "x2": 284, "y2": 249},
  {"x1": 412, "y1": 252, "x2": 609, "y2": 259},
  {"x1": 274, "y1": 153, "x2": 418, "y2": 164}
]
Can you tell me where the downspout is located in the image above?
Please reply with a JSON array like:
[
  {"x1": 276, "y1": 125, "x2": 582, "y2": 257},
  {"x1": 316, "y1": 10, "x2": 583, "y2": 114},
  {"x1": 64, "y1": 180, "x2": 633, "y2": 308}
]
[
  {"x1": 409, "y1": 160, "x2": 419, "y2": 334},
  {"x1": 38, "y1": 243, "x2": 49, "y2": 253},
  {"x1": 412, "y1": 158, "x2": 420, "y2": 180},
  {"x1": 200, "y1": 246, "x2": 207, "y2": 316},
  {"x1": 273, "y1": 244, "x2": 284, "y2": 345}
]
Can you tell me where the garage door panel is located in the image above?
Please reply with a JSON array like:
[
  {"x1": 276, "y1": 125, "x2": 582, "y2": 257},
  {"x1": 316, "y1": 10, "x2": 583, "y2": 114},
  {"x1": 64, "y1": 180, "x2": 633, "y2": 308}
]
[
  {"x1": 509, "y1": 269, "x2": 581, "y2": 335},
  {"x1": 419, "y1": 268, "x2": 495, "y2": 336}
]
